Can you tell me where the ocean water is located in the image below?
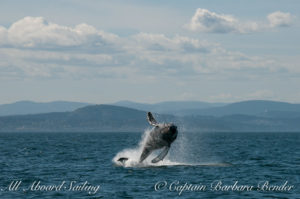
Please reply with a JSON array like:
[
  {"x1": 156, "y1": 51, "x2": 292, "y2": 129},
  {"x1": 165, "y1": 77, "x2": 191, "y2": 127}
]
[{"x1": 0, "y1": 131, "x2": 299, "y2": 199}]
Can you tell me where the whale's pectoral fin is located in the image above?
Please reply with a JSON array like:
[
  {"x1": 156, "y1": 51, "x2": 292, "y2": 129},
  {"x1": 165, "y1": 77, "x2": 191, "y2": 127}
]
[
  {"x1": 151, "y1": 146, "x2": 170, "y2": 163},
  {"x1": 147, "y1": 112, "x2": 158, "y2": 126},
  {"x1": 139, "y1": 148, "x2": 152, "y2": 163}
]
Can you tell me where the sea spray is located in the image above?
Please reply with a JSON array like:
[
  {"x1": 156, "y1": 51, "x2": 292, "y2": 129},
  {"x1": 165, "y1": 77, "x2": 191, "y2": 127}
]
[
  {"x1": 113, "y1": 125, "x2": 228, "y2": 167},
  {"x1": 113, "y1": 128, "x2": 154, "y2": 167},
  {"x1": 113, "y1": 127, "x2": 191, "y2": 167},
  {"x1": 169, "y1": 127, "x2": 189, "y2": 163}
]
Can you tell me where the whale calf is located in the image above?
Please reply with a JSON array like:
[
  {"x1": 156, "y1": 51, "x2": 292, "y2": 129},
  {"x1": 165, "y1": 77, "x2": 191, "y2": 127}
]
[{"x1": 118, "y1": 112, "x2": 178, "y2": 164}]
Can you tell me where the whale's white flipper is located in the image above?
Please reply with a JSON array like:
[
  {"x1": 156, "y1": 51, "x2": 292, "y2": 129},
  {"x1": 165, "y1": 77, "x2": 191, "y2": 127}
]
[
  {"x1": 151, "y1": 146, "x2": 170, "y2": 163},
  {"x1": 147, "y1": 112, "x2": 158, "y2": 126}
]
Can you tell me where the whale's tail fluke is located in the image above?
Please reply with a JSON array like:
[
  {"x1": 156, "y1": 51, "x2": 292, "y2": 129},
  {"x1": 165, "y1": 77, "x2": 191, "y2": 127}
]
[{"x1": 117, "y1": 157, "x2": 128, "y2": 164}]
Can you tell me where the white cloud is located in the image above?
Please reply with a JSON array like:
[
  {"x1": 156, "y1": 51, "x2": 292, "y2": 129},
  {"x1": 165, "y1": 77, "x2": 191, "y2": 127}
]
[
  {"x1": 1, "y1": 16, "x2": 119, "y2": 49},
  {"x1": 131, "y1": 33, "x2": 214, "y2": 53},
  {"x1": 209, "y1": 90, "x2": 275, "y2": 102},
  {"x1": 186, "y1": 8, "x2": 293, "y2": 33},
  {"x1": 0, "y1": 17, "x2": 297, "y2": 80},
  {"x1": 210, "y1": 93, "x2": 233, "y2": 101},
  {"x1": 0, "y1": 26, "x2": 7, "y2": 45},
  {"x1": 267, "y1": 11, "x2": 293, "y2": 27},
  {"x1": 246, "y1": 90, "x2": 275, "y2": 100},
  {"x1": 187, "y1": 8, "x2": 239, "y2": 33}
]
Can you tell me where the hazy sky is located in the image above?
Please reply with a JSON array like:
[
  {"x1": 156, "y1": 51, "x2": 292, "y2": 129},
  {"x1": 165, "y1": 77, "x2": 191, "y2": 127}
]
[{"x1": 0, "y1": 0, "x2": 299, "y2": 104}]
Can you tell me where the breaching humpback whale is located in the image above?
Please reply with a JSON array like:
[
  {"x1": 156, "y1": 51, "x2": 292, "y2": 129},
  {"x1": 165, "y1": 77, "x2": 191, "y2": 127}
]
[{"x1": 118, "y1": 112, "x2": 178, "y2": 164}]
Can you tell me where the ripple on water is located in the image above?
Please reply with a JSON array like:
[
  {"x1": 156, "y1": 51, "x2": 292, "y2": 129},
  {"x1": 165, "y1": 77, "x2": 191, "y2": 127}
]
[{"x1": 0, "y1": 132, "x2": 298, "y2": 199}]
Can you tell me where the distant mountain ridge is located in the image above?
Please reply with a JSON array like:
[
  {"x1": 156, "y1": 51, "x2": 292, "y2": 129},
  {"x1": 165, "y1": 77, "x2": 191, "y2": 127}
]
[
  {"x1": 112, "y1": 100, "x2": 226, "y2": 114},
  {"x1": 1, "y1": 100, "x2": 300, "y2": 118},
  {"x1": 176, "y1": 100, "x2": 300, "y2": 117},
  {"x1": 0, "y1": 105, "x2": 173, "y2": 132},
  {"x1": 0, "y1": 100, "x2": 91, "y2": 116},
  {"x1": 0, "y1": 102, "x2": 300, "y2": 132}
]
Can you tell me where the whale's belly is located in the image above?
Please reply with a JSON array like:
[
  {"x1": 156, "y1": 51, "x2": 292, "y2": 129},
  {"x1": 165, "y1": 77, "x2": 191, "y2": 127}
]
[{"x1": 145, "y1": 129, "x2": 168, "y2": 149}]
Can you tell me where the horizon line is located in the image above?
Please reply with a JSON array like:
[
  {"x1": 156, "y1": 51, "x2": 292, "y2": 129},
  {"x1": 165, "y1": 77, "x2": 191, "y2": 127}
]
[{"x1": 1, "y1": 99, "x2": 300, "y2": 106}]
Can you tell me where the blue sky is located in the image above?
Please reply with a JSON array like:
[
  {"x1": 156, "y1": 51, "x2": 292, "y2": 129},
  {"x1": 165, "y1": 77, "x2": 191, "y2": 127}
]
[{"x1": 0, "y1": 0, "x2": 299, "y2": 104}]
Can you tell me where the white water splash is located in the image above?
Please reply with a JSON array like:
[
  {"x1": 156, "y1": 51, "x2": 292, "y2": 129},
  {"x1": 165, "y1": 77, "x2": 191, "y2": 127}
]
[
  {"x1": 113, "y1": 128, "x2": 196, "y2": 168},
  {"x1": 113, "y1": 127, "x2": 232, "y2": 168},
  {"x1": 113, "y1": 129, "x2": 154, "y2": 167}
]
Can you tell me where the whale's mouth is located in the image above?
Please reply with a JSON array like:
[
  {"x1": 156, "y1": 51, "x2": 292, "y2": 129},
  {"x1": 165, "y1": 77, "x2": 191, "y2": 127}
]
[
  {"x1": 169, "y1": 125, "x2": 177, "y2": 134},
  {"x1": 170, "y1": 125, "x2": 177, "y2": 133}
]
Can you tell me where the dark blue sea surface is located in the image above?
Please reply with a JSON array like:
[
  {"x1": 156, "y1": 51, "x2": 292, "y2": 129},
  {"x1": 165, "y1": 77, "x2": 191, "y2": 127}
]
[{"x1": 0, "y1": 132, "x2": 299, "y2": 198}]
